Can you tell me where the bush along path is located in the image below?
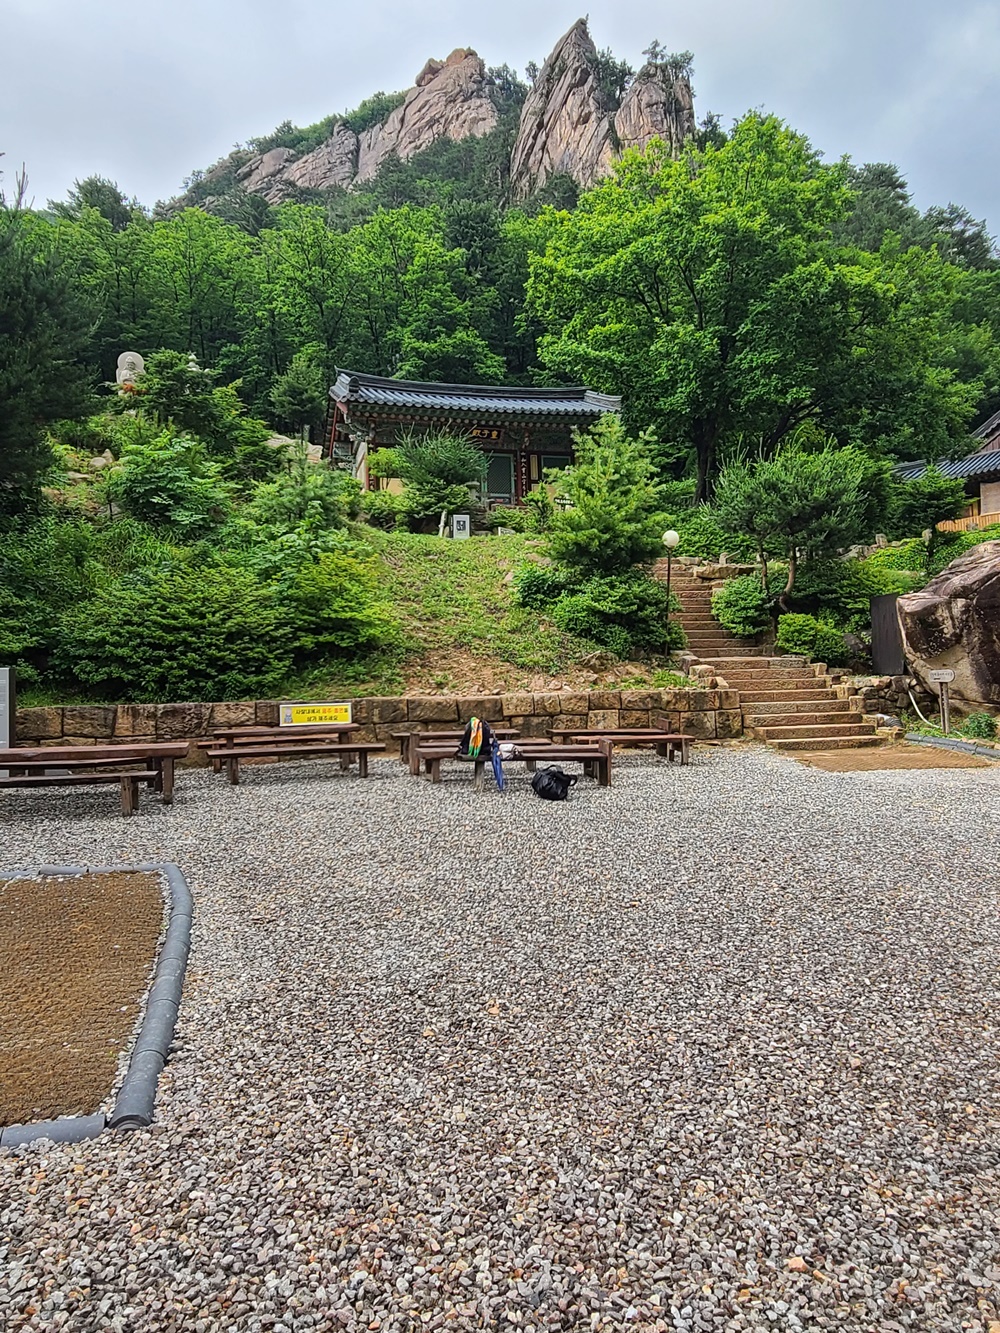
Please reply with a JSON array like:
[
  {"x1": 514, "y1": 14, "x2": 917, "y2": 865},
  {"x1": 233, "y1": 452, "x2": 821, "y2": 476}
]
[{"x1": 662, "y1": 567, "x2": 882, "y2": 753}]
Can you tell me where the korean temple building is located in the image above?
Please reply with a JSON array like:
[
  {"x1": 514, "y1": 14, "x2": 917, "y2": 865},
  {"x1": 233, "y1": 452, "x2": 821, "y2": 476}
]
[{"x1": 328, "y1": 370, "x2": 621, "y2": 506}]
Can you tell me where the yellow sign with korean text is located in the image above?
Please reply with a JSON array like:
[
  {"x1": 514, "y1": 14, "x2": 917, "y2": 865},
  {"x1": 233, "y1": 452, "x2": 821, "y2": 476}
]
[{"x1": 279, "y1": 702, "x2": 353, "y2": 727}]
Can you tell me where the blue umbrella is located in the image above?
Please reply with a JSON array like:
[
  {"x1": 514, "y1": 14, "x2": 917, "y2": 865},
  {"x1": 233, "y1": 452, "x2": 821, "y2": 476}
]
[{"x1": 490, "y1": 736, "x2": 505, "y2": 793}]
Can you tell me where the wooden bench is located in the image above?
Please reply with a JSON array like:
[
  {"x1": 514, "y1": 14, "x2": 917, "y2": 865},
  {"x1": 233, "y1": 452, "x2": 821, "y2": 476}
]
[
  {"x1": 205, "y1": 741, "x2": 386, "y2": 785},
  {"x1": 547, "y1": 729, "x2": 694, "y2": 765},
  {"x1": 392, "y1": 727, "x2": 520, "y2": 767},
  {"x1": 0, "y1": 769, "x2": 158, "y2": 816},
  {"x1": 412, "y1": 739, "x2": 612, "y2": 788},
  {"x1": 0, "y1": 742, "x2": 188, "y2": 802},
  {"x1": 200, "y1": 725, "x2": 360, "y2": 772}
]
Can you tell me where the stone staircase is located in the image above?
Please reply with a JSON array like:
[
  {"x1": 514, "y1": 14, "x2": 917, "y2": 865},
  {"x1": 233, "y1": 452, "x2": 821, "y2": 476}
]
[{"x1": 665, "y1": 569, "x2": 882, "y2": 753}]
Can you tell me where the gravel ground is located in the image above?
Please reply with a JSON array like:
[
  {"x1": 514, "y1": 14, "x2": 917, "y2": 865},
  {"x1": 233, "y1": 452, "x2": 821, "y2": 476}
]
[{"x1": 1, "y1": 746, "x2": 999, "y2": 1333}]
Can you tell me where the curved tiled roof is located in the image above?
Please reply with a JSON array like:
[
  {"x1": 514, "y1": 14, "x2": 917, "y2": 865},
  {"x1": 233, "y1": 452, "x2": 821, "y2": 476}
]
[
  {"x1": 331, "y1": 369, "x2": 620, "y2": 420},
  {"x1": 896, "y1": 450, "x2": 1000, "y2": 482}
]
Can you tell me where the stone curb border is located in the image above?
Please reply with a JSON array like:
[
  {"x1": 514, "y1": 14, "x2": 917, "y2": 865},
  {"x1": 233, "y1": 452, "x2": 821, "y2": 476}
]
[
  {"x1": 904, "y1": 733, "x2": 1000, "y2": 760},
  {"x1": 0, "y1": 862, "x2": 192, "y2": 1149}
]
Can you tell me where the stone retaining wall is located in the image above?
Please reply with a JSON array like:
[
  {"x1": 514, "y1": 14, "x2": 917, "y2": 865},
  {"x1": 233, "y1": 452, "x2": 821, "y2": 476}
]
[{"x1": 15, "y1": 688, "x2": 742, "y2": 760}]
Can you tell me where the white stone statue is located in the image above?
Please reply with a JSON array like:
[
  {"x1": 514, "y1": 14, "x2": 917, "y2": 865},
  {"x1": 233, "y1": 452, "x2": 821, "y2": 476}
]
[{"x1": 116, "y1": 351, "x2": 146, "y2": 385}]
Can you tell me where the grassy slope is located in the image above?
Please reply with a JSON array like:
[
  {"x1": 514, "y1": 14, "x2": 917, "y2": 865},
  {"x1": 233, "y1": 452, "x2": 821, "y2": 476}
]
[{"x1": 304, "y1": 531, "x2": 600, "y2": 697}]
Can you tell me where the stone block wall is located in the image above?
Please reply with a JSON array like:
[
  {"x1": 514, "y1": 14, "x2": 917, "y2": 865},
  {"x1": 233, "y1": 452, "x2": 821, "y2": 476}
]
[{"x1": 15, "y1": 688, "x2": 742, "y2": 760}]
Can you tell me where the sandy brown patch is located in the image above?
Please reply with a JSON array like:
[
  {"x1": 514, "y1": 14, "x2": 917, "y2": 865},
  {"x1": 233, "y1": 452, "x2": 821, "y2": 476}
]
[
  {"x1": 793, "y1": 745, "x2": 993, "y2": 772},
  {"x1": 0, "y1": 871, "x2": 163, "y2": 1126}
]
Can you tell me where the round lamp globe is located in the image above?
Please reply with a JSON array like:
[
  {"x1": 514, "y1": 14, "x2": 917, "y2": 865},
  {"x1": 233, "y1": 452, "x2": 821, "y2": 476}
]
[{"x1": 662, "y1": 530, "x2": 680, "y2": 550}]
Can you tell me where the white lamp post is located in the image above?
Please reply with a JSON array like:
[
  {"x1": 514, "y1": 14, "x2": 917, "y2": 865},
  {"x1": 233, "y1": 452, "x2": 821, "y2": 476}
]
[{"x1": 662, "y1": 529, "x2": 680, "y2": 617}]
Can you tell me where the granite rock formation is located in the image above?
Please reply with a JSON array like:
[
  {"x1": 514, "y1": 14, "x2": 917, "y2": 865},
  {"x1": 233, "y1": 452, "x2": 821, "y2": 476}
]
[
  {"x1": 897, "y1": 540, "x2": 1000, "y2": 705},
  {"x1": 182, "y1": 20, "x2": 696, "y2": 209},
  {"x1": 509, "y1": 21, "x2": 695, "y2": 198},
  {"x1": 615, "y1": 60, "x2": 695, "y2": 157},
  {"x1": 355, "y1": 49, "x2": 497, "y2": 183},
  {"x1": 508, "y1": 20, "x2": 616, "y2": 198}
]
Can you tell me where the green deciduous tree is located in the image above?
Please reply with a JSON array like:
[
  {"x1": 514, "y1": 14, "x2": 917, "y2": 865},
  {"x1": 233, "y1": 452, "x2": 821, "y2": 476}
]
[
  {"x1": 528, "y1": 115, "x2": 988, "y2": 500},
  {"x1": 0, "y1": 203, "x2": 95, "y2": 516}
]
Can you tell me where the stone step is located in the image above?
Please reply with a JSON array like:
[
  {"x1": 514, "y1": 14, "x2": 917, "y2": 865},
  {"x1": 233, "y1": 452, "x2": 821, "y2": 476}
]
[
  {"x1": 694, "y1": 649, "x2": 769, "y2": 658},
  {"x1": 688, "y1": 639, "x2": 757, "y2": 650},
  {"x1": 755, "y1": 721, "x2": 876, "y2": 741},
  {"x1": 723, "y1": 672, "x2": 822, "y2": 685},
  {"x1": 748, "y1": 708, "x2": 863, "y2": 726},
  {"x1": 744, "y1": 698, "x2": 855, "y2": 717},
  {"x1": 700, "y1": 655, "x2": 780, "y2": 665},
  {"x1": 735, "y1": 688, "x2": 838, "y2": 703},
  {"x1": 769, "y1": 735, "x2": 884, "y2": 752}
]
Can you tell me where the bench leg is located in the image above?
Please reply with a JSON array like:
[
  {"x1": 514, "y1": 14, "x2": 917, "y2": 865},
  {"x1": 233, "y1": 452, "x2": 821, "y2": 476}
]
[
  {"x1": 681, "y1": 741, "x2": 690, "y2": 765},
  {"x1": 227, "y1": 755, "x2": 240, "y2": 785},
  {"x1": 583, "y1": 760, "x2": 595, "y2": 779},
  {"x1": 599, "y1": 758, "x2": 611, "y2": 787},
  {"x1": 160, "y1": 756, "x2": 175, "y2": 804},
  {"x1": 120, "y1": 776, "x2": 136, "y2": 816},
  {"x1": 358, "y1": 751, "x2": 369, "y2": 778},
  {"x1": 339, "y1": 746, "x2": 351, "y2": 771},
  {"x1": 474, "y1": 759, "x2": 484, "y2": 792},
  {"x1": 525, "y1": 759, "x2": 537, "y2": 773},
  {"x1": 399, "y1": 735, "x2": 410, "y2": 765},
  {"x1": 429, "y1": 759, "x2": 441, "y2": 784},
  {"x1": 410, "y1": 746, "x2": 423, "y2": 776},
  {"x1": 656, "y1": 743, "x2": 668, "y2": 759}
]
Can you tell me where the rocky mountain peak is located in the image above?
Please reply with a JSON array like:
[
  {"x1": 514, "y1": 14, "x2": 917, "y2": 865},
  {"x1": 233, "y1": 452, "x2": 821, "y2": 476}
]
[
  {"x1": 182, "y1": 20, "x2": 696, "y2": 210},
  {"x1": 509, "y1": 19, "x2": 615, "y2": 199}
]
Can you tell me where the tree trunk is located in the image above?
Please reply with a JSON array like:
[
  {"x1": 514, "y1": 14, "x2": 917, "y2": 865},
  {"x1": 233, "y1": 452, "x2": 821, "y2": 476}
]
[
  {"x1": 693, "y1": 426, "x2": 717, "y2": 504},
  {"x1": 778, "y1": 548, "x2": 797, "y2": 612}
]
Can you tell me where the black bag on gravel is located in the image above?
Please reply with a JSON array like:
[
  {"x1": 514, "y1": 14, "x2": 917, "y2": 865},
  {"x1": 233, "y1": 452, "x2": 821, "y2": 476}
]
[{"x1": 530, "y1": 766, "x2": 577, "y2": 801}]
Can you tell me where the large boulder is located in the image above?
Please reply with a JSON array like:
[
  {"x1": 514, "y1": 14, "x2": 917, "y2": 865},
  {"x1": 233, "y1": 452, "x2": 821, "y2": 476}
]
[{"x1": 897, "y1": 540, "x2": 1000, "y2": 705}]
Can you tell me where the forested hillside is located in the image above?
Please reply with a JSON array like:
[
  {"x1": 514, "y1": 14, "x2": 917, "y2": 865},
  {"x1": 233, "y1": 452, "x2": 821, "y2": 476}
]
[{"x1": 2, "y1": 93, "x2": 1000, "y2": 703}]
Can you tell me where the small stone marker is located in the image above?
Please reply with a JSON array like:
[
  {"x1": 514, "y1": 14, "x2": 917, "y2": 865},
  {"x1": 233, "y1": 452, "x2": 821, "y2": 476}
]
[
  {"x1": 452, "y1": 514, "x2": 471, "y2": 539},
  {"x1": 0, "y1": 666, "x2": 14, "y2": 777},
  {"x1": 928, "y1": 669, "x2": 955, "y2": 735}
]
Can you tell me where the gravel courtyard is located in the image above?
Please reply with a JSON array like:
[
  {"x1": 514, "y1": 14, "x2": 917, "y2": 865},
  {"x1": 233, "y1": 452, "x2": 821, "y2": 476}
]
[{"x1": 2, "y1": 746, "x2": 999, "y2": 1333}]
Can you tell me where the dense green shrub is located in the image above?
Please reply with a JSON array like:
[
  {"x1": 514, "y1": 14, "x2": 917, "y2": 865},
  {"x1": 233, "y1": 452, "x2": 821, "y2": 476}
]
[
  {"x1": 522, "y1": 484, "x2": 555, "y2": 532},
  {"x1": 654, "y1": 503, "x2": 760, "y2": 562},
  {"x1": 863, "y1": 540, "x2": 927, "y2": 573},
  {"x1": 551, "y1": 574, "x2": 685, "y2": 659},
  {"x1": 106, "y1": 431, "x2": 231, "y2": 536},
  {"x1": 888, "y1": 467, "x2": 966, "y2": 539},
  {"x1": 395, "y1": 430, "x2": 486, "y2": 523},
  {"x1": 712, "y1": 576, "x2": 771, "y2": 638},
  {"x1": 281, "y1": 551, "x2": 398, "y2": 661},
  {"x1": 775, "y1": 613, "x2": 848, "y2": 665},
  {"x1": 56, "y1": 563, "x2": 294, "y2": 701},
  {"x1": 790, "y1": 558, "x2": 920, "y2": 633},
  {"x1": 360, "y1": 489, "x2": 408, "y2": 530},
  {"x1": 512, "y1": 563, "x2": 566, "y2": 609},
  {"x1": 485, "y1": 505, "x2": 531, "y2": 533},
  {"x1": 961, "y1": 711, "x2": 998, "y2": 740},
  {"x1": 0, "y1": 518, "x2": 101, "y2": 679},
  {"x1": 926, "y1": 525, "x2": 1000, "y2": 577},
  {"x1": 247, "y1": 450, "x2": 359, "y2": 530}
]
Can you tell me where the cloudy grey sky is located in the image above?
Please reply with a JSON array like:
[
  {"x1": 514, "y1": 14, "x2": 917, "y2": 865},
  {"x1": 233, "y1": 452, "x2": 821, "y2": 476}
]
[{"x1": 2, "y1": 0, "x2": 998, "y2": 229}]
